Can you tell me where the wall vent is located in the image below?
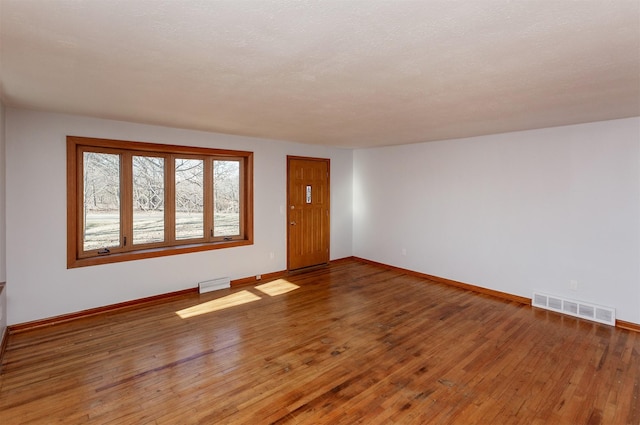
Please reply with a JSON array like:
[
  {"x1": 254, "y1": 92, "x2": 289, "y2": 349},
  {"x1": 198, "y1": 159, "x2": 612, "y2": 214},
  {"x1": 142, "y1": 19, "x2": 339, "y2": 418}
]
[
  {"x1": 198, "y1": 277, "x2": 231, "y2": 294},
  {"x1": 532, "y1": 292, "x2": 615, "y2": 326}
]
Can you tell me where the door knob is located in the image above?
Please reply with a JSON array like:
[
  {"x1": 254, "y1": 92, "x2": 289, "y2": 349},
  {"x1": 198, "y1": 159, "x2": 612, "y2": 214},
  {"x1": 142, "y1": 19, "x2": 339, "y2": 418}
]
[{"x1": 290, "y1": 221, "x2": 297, "y2": 225}]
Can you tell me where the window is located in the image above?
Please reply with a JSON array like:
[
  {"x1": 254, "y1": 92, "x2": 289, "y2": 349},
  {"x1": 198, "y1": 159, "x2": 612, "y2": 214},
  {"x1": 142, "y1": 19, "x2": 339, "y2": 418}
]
[{"x1": 67, "y1": 136, "x2": 253, "y2": 268}]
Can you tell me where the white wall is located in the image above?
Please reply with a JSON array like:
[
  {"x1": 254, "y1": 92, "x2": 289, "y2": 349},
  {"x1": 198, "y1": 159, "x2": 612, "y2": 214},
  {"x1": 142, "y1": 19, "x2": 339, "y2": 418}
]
[
  {"x1": 0, "y1": 101, "x2": 6, "y2": 342},
  {"x1": 6, "y1": 108, "x2": 639, "y2": 327},
  {"x1": 354, "y1": 118, "x2": 640, "y2": 324},
  {"x1": 0, "y1": 101, "x2": 5, "y2": 282},
  {"x1": 5, "y1": 108, "x2": 353, "y2": 325}
]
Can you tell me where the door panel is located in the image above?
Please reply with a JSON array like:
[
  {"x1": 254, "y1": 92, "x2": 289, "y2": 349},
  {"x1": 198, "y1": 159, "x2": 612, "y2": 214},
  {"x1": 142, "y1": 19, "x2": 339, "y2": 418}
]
[{"x1": 287, "y1": 157, "x2": 330, "y2": 270}]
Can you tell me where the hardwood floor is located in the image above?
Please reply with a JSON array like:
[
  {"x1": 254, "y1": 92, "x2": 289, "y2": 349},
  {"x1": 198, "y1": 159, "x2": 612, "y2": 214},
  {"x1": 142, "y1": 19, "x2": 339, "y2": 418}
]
[{"x1": 1, "y1": 259, "x2": 638, "y2": 424}]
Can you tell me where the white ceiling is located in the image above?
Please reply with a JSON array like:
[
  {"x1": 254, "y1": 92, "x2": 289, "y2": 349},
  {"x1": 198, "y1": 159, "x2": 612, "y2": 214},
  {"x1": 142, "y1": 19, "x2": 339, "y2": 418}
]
[{"x1": 1, "y1": 0, "x2": 639, "y2": 148}]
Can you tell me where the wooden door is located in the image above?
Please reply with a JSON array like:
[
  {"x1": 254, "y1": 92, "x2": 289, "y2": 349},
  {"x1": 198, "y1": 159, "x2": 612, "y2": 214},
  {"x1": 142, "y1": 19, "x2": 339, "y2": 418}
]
[{"x1": 287, "y1": 156, "x2": 330, "y2": 270}]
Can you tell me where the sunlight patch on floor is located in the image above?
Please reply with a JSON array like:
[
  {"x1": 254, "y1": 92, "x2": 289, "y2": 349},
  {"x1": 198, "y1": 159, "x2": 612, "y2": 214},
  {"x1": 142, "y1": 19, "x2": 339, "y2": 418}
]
[
  {"x1": 254, "y1": 279, "x2": 300, "y2": 297},
  {"x1": 176, "y1": 290, "x2": 261, "y2": 318}
]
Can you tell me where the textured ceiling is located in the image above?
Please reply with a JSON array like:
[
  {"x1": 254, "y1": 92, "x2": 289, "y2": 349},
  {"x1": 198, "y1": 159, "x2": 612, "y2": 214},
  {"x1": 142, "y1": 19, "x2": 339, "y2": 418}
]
[{"x1": 1, "y1": 0, "x2": 639, "y2": 148}]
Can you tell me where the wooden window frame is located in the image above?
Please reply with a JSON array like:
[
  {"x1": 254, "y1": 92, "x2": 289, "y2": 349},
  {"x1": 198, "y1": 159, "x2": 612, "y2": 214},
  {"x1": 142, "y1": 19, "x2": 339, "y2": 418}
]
[{"x1": 67, "y1": 136, "x2": 253, "y2": 268}]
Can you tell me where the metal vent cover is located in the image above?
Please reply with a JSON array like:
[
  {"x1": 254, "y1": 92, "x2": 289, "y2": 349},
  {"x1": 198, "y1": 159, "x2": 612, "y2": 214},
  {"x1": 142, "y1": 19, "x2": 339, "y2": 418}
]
[
  {"x1": 198, "y1": 277, "x2": 231, "y2": 294},
  {"x1": 532, "y1": 292, "x2": 615, "y2": 326}
]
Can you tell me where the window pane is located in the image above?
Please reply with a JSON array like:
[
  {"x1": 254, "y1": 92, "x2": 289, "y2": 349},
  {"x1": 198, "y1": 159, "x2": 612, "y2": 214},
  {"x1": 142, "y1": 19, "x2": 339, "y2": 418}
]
[
  {"x1": 83, "y1": 152, "x2": 121, "y2": 251},
  {"x1": 133, "y1": 155, "x2": 165, "y2": 245},
  {"x1": 175, "y1": 158, "x2": 204, "y2": 239},
  {"x1": 214, "y1": 160, "x2": 240, "y2": 237}
]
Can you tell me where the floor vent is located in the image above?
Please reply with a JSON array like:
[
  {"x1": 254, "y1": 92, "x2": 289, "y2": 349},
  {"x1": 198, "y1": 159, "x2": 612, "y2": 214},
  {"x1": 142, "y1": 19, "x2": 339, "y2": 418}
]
[
  {"x1": 198, "y1": 277, "x2": 231, "y2": 294},
  {"x1": 532, "y1": 292, "x2": 615, "y2": 326}
]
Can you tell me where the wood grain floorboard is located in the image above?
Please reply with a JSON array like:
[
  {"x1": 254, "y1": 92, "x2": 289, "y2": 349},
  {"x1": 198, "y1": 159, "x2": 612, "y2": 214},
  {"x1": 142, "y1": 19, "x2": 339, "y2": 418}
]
[{"x1": 1, "y1": 259, "x2": 638, "y2": 424}]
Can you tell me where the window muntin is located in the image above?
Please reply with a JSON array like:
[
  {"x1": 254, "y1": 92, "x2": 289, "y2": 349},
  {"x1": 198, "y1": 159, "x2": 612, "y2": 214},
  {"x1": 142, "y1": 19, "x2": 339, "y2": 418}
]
[{"x1": 68, "y1": 136, "x2": 253, "y2": 268}]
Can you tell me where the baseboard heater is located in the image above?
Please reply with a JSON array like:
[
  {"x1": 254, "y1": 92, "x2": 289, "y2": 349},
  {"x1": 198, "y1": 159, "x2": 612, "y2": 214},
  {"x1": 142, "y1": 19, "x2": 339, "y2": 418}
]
[
  {"x1": 198, "y1": 277, "x2": 231, "y2": 294},
  {"x1": 532, "y1": 292, "x2": 615, "y2": 326}
]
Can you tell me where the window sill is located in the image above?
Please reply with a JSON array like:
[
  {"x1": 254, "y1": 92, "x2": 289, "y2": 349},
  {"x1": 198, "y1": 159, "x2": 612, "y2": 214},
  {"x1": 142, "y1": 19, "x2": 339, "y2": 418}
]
[{"x1": 67, "y1": 239, "x2": 253, "y2": 269}]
